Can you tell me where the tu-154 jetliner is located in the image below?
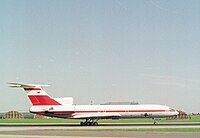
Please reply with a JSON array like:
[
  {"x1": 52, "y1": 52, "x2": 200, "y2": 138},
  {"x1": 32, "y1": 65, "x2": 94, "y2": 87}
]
[{"x1": 8, "y1": 82, "x2": 179, "y2": 126}]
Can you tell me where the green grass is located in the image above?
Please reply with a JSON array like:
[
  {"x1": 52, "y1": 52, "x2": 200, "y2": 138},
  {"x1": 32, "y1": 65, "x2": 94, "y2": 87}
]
[
  {"x1": 0, "y1": 118, "x2": 81, "y2": 123},
  {"x1": 99, "y1": 115, "x2": 200, "y2": 123},
  {"x1": 0, "y1": 115, "x2": 200, "y2": 124}
]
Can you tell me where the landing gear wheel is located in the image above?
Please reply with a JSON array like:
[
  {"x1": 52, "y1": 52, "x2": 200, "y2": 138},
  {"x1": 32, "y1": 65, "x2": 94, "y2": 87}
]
[
  {"x1": 80, "y1": 120, "x2": 99, "y2": 126},
  {"x1": 80, "y1": 122, "x2": 84, "y2": 126},
  {"x1": 86, "y1": 122, "x2": 91, "y2": 126}
]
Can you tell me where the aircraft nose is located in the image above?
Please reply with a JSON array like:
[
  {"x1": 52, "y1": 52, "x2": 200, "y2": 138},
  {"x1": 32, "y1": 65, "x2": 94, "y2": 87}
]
[{"x1": 175, "y1": 110, "x2": 179, "y2": 115}]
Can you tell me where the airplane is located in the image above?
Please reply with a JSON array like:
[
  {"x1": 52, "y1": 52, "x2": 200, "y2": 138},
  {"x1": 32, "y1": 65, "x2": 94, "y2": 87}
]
[{"x1": 8, "y1": 82, "x2": 179, "y2": 126}]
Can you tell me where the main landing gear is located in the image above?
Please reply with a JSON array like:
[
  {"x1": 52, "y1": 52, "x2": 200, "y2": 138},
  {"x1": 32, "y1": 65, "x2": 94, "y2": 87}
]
[{"x1": 80, "y1": 119, "x2": 99, "y2": 126}]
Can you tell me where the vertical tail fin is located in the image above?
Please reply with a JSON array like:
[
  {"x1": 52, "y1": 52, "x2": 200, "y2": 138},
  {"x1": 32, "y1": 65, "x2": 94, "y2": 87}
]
[{"x1": 8, "y1": 82, "x2": 61, "y2": 106}]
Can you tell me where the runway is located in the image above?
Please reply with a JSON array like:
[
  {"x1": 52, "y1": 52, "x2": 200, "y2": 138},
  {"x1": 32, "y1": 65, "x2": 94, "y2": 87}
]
[{"x1": 0, "y1": 123, "x2": 200, "y2": 138}]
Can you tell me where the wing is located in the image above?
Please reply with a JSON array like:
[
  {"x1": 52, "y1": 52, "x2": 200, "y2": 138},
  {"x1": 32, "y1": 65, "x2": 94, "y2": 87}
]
[{"x1": 71, "y1": 112, "x2": 121, "y2": 119}]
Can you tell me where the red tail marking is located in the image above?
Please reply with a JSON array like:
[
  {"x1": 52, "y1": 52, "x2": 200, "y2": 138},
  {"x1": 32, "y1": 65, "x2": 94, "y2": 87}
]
[{"x1": 28, "y1": 95, "x2": 61, "y2": 105}]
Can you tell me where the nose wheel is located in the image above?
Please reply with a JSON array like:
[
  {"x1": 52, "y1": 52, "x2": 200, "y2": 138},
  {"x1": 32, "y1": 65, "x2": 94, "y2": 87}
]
[{"x1": 152, "y1": 118, "x2": 157, "y2": 125}]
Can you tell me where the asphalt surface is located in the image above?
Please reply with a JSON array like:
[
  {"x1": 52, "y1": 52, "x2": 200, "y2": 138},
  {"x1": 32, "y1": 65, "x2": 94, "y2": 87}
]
[{"x1": 0, "y1": 123, "x2": 200, "y2": 138}]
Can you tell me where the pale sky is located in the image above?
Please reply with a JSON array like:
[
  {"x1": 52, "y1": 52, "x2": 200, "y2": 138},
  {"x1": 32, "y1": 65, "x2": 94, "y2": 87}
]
[{"x1": 1, "y1": 0, "x2": 200, "y2": 113}]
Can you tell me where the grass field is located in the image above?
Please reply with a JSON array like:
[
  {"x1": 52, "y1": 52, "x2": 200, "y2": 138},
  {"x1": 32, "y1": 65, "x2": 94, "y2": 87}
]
[{"x1": 0, "y1": 115, "x2": 200, "y2": 124}]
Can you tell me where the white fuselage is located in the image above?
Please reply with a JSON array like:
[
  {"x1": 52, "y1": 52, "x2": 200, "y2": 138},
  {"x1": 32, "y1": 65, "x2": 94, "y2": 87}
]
[
  {"x1": 8, "y1": 82, "x2": 179, "y2": 125},
  {"x1": 30, "y1": 104, "x2": 178, "y2": 119}
]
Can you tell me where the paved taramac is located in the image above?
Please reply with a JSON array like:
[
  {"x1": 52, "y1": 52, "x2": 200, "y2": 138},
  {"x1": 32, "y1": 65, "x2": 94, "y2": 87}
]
[
  {"x1": 0, "y1": 123, "x2": 200, "y2": 138},
  {"x1": 0, "y1": 131, "x2": 200, "y2": 138}
]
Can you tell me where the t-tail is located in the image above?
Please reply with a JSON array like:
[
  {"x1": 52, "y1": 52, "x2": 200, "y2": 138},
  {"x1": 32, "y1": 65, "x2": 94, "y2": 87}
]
[{"x1": 8, "y1": 82, "x2": 73, "y2": 106}]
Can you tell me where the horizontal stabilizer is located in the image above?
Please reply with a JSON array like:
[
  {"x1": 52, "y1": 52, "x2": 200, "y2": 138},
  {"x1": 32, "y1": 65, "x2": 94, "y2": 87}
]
[
  {"x1": 8, "y1": 82, "x2": 50, "y2": 88},
  {"x1": 8, "y1": 82, "x2": 62, "y2": 106}
]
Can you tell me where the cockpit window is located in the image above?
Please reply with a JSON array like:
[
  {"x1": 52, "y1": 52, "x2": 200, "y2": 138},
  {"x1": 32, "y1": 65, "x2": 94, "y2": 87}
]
[{"x1": 169, "y1": 108, "x2": 175, "y2": 110}]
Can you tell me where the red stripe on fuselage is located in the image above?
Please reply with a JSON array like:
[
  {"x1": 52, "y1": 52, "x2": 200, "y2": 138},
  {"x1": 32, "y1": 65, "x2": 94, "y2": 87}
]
[
  {"x1": 74, "y1": 110, "x2": 176, "y2": 113},
  {"x1": 75, "y1": 110, "x2": 161, "y2": 113},
  {"x1": 24, "y1": 88, "x2": 41, "y2": 91},
  {"x1": 28, "y1": 95, "x2": 61, "y2": 105},
  {"x1": 31, "y1": 110, "x2": 176, "y2": 114}
]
